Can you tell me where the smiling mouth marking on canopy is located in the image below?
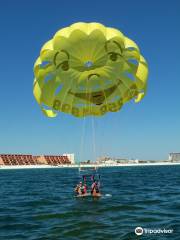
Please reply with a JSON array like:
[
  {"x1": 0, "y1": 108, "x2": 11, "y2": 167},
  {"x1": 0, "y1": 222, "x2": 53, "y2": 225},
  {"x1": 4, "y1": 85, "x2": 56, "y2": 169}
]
[{"x1": 69, "y1": 79, "x2": 123, "y2": 105}]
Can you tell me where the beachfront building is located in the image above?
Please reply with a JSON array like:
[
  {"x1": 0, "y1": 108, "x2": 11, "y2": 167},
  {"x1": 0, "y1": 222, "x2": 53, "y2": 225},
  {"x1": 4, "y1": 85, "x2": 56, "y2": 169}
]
[
  {"x1": 169, "y1": 153, "x2": 180, "y2": 162},
  {"x1": 97, "y1": 156, "x2": 136, "y2": 164},
  {"x1": 0, "y1": 154, "x2": 71, "y2": 166},
  {"x1": 63, "y1": 153, "x2": 75, "y2": 164},
  {"x1": 0, "y1": 154, "x2": 39, "y2": 166}
]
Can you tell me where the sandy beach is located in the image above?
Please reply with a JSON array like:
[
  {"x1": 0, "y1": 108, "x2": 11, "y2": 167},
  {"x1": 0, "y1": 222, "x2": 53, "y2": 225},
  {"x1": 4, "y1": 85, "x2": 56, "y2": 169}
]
[{"x1": 1, "y1": 161, "x2": 180, "y2": 170}]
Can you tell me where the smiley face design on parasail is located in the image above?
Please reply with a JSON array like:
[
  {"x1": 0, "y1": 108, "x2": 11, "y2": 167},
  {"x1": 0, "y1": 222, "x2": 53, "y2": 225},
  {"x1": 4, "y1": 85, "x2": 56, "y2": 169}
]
[{"x1": 33, "y1": 22, "x2": 148, "y2": 117}]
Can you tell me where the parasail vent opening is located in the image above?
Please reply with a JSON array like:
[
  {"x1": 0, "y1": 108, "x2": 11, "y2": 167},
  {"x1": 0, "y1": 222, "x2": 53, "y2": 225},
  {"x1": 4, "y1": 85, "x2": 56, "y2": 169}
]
[{"x1": 84, "y1": 61, "x2": 93, "y2": 68}]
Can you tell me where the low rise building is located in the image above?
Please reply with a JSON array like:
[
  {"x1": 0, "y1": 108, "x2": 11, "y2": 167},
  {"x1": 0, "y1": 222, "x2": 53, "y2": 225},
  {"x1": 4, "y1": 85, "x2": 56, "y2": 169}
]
[{"x1": 97, "y1": 156, "x2": 132, "y2": 164}]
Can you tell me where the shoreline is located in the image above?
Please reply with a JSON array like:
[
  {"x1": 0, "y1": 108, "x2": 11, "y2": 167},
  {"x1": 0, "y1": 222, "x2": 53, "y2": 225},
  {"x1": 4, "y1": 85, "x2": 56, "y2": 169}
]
[{"x1": 1, "y1": 162, "x2": 180, "y2": 170}]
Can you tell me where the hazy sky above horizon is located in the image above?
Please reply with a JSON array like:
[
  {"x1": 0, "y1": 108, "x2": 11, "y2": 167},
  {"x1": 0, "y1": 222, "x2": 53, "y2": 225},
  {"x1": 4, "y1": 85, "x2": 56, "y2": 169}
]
[{"x1": 0, "y1": 0, "x2": 179, "y2": 161}]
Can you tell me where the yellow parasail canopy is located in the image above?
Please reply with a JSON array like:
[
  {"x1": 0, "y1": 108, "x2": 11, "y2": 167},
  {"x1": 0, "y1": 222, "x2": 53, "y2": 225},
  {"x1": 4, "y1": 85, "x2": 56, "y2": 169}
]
[{"x1": 33, "y1": 22, "x2": 148, "y2": 117}]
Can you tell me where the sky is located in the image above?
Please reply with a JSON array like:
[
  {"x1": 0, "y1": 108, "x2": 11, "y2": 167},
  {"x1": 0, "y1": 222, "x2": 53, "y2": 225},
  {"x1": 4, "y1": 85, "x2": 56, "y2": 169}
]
[{"x1": 0, "y1": 0, "x2": 179, "y2": 161}]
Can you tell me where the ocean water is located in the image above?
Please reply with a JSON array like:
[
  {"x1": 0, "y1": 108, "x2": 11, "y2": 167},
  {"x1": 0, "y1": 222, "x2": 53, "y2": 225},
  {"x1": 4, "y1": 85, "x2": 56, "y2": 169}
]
[{"x1": 0, "y1": 166, "x2": 180, "y2": 240}]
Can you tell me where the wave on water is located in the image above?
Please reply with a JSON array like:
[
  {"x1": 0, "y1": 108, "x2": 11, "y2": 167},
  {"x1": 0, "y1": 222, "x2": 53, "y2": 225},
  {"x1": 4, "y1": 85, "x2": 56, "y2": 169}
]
[{"x1": 0, "y1": 166, "x2": 180, "y2": 239}]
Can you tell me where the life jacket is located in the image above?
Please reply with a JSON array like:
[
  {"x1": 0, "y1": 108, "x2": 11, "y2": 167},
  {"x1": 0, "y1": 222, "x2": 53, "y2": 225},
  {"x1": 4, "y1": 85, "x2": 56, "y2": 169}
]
[
  {"x1": 91, "y1": 182, "x2": 99, "y2": 193},
  {"x1": 75, "y1": 185, "x2": 80, "y2": 193},
  {"x1": 94, "y1": 184, "x2": 99, "y2": 193}
]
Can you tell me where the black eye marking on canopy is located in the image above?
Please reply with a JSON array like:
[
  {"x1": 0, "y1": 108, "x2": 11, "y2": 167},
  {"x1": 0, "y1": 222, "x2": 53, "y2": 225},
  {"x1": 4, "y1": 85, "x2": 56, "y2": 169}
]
[
  {"x1": 108, "y1": 52, "x2": 122, "y2": 61},
  {"x1": 53, "y1": 50, "x2": 70, "y2": 71},
  {"x1": 105, "y1": 40, "x2": 123, "y2": 53},
  {"x1": 105, "y1": 40, "x2": 123, "y2": 61},
  {"x1": 113, "y1": 40, "x2": 123, "y2": 54}
]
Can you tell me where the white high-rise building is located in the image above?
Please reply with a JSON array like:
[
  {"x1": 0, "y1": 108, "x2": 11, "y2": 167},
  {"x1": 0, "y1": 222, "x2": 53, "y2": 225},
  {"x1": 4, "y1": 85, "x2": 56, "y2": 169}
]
[
  {"x1": 169, "y1": 153, "x2": 180, "y2": 162},
  {"x1": 63, "y1": 153, "x2": 75, "y2": 164}
]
